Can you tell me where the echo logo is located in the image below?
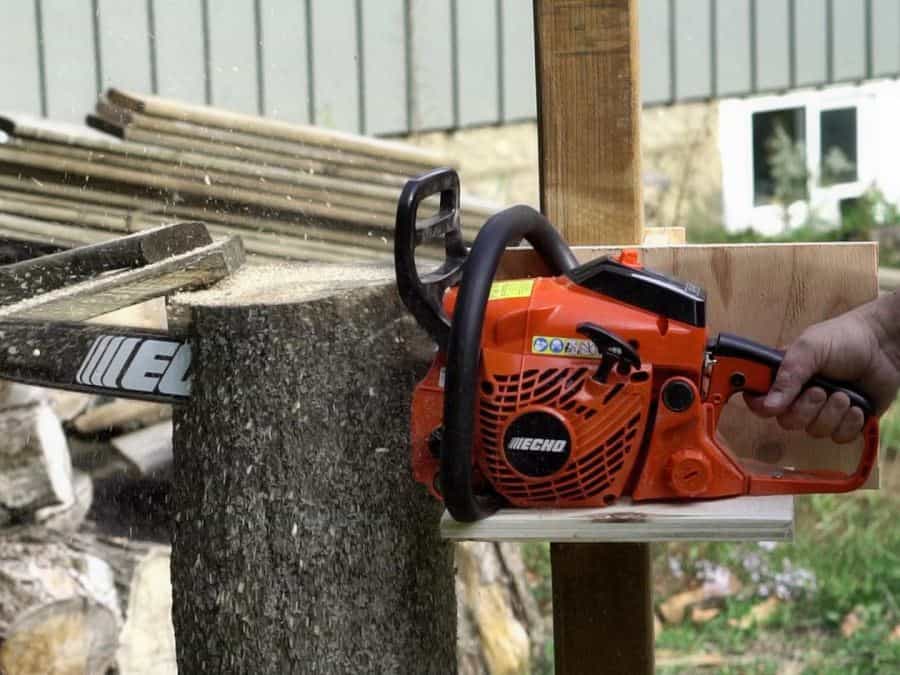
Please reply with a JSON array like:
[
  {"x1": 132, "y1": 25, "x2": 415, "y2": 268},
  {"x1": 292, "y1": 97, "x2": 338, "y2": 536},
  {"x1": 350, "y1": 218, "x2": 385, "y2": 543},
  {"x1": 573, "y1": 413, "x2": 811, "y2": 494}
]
[{"x1": 76, "y1": 335, "x2": 191, "y2": 398}]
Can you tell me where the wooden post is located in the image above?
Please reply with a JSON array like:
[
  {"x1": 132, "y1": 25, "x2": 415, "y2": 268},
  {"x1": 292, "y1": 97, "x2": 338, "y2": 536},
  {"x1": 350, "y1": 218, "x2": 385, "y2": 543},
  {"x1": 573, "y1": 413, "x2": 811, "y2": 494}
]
[
  {"x1": 534, "y1": 1, "x2": 654, "y2": 672},
  {"x1": 169, "y1": 267, "x2": 457, "y2": 674},
  {"x1": 534, "y1": 0, "x2": 644, "y2": 246}
]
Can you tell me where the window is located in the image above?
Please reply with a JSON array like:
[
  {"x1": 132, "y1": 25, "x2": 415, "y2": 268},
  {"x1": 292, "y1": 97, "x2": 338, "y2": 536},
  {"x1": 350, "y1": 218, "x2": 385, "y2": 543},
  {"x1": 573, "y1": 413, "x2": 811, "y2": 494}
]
[
  {"x1": 752, "y1": 108, "x2": 807, "y2": 206},
  {"x1": 820, "y1": 107, "x2": 858, "y2": 186}
]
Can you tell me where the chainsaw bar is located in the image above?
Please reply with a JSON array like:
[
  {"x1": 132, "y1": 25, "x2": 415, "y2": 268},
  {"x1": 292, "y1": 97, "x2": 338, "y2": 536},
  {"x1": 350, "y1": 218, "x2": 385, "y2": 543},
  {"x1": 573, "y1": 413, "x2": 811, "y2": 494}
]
[
  {"x1": 0, "y1": 319, "x2": 190, "y2": 403},
  {"x1": 0, "y1": 222, "x2": 243, "y2": 404}
]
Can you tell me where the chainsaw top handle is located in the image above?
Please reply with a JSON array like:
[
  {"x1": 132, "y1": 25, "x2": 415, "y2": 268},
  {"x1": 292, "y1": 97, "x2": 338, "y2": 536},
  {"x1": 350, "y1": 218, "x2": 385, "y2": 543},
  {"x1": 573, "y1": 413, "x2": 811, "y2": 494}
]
[{"x1": 440, "y1": 197, "x2": 578, "y2": 522}]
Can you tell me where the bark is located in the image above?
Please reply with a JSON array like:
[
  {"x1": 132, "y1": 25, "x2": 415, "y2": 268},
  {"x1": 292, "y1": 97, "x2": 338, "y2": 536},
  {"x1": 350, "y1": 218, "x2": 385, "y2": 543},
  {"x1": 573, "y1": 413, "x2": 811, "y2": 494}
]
[{"x1": 170, "y1": 268, "x2": 456, "y2": 674}]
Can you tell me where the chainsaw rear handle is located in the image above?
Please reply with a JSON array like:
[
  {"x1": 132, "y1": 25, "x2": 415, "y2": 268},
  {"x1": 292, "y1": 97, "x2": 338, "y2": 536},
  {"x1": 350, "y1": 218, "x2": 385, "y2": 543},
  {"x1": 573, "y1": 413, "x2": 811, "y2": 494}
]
[
  {"x1": 707, "y1": 332, "x2": 878, "y2": 494},
  {"x1": 394, "y1": 167, "x2": 468, "y2": 351},
  {"x1": 440, "y1": 204, "x2": 579, "y2": 522}
]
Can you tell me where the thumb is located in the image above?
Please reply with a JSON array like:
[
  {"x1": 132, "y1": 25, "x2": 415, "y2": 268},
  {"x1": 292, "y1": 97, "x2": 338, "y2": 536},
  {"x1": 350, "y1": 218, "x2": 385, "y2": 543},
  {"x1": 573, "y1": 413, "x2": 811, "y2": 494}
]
[{"x1": 762, "y1": 334, "x2": 822, "y2": 415}]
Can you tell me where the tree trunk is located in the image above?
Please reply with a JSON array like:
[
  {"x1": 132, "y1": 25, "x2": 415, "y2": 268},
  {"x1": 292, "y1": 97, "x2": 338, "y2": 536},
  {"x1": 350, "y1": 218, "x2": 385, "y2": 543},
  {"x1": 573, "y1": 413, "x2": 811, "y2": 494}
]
[{"x1": 170, "y1": 266, "x2": 457, "y2": 674}]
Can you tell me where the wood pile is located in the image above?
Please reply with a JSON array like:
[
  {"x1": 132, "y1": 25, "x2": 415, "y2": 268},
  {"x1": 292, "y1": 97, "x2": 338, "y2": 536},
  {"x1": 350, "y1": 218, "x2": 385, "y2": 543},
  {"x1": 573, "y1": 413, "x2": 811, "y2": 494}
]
[
  {"x1": 0, "y1": 296, "x2": 178, "y2": 674},
  {"x1": 0, "y1": 88, "x2": 498, "y2": 264}
]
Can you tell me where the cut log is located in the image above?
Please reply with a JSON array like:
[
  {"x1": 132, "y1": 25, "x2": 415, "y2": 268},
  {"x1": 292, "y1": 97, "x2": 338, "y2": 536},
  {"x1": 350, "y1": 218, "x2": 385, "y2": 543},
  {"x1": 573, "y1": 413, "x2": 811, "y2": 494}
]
[
  {"x1": 0, "y1": 531, "x2": 122, "y2": 675},
  {"x1": 169, "y1": 263, "x2": 456, "y2": 674},
  {"x1": 111, "y1": 420, "x2": 173, "y2": 477},
  {"x1": 115, "y1": 546, "x2": 177, "y2": 675},
  {"x1": 34, "y1": 469, "x2": 93, "y2": 532},
  {"x1": 456, "y1": 542, "x2": 548, "y2": 675},
  {"x1": 73, "y1": 400, "x2": 171, "y2": 435},
  {"x1": 0, "y1": 402, "x2": 73, "y2": 516}
]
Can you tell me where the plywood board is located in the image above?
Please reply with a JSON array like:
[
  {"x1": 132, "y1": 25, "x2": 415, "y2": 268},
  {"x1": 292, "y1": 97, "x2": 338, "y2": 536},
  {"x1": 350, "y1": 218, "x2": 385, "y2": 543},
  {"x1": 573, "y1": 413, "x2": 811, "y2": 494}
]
[
  {"x1": 442, "y1": 495, "x2": 794, "y2": 543},
  {"x1": 499, "y1": 242, "x2": 880, "y2": 486}
]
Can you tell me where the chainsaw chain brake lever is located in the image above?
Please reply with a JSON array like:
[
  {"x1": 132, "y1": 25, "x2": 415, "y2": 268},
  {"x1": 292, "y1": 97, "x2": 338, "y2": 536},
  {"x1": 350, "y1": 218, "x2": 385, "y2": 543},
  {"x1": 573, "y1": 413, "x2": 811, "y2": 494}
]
[
  {"x1": 394, "y1": 167, "x2": 468, "y2": 352},
  {"x1": 576, "y1": 322, "x2": 641, "y2": 381}
]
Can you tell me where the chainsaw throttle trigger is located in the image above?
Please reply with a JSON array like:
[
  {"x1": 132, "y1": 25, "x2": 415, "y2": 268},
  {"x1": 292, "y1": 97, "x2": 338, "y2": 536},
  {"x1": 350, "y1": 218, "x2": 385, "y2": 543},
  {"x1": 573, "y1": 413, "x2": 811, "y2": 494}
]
[
  {"x1": 395, "y1": 167, "x2": 467, "y2": 351},
  {"x1": 576, "y1": 322, "x2": 641, "y2": 380}
]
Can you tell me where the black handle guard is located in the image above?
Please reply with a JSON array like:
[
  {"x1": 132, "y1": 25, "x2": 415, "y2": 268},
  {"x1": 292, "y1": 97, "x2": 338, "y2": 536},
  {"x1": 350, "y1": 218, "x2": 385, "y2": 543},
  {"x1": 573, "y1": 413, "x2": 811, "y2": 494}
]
[
  {"x1": 712, "y1": 333, "x2": 875, "y2": 417},
  {"x1": 441, "y1": 205, "x2": 579, "y2": 522},
  {"x1": 394, "y1": 167, "x2": 468, "y2": 351}
]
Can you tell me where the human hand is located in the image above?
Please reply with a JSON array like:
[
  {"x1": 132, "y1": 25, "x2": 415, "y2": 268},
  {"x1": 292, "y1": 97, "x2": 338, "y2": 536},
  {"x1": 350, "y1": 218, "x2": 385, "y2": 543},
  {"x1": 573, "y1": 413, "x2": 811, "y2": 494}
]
[{"x1": 745, "y1": 297, "x2": 900, "y2": 443}]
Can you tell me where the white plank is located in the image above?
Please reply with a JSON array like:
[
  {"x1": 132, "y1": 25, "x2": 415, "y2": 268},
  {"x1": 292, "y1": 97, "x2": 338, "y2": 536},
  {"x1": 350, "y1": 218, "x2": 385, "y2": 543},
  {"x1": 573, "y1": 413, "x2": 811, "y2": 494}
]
[
  {"x1": 500, "y1": 0, "x2": 536, "y2": 121},
  {"x1": 310, "y1": 0, "x2": 359, "y2": 131},
  {"x1": 441, "y1": 496, "x2": 794, "y2": 543},
  {"x1": 455, "y1": 0, "x2": 500, "y2": 126},
  {"x1": 361, "y1": 0, "x2": 407, "y2": 135},
  {"x1": 410, "y1": 0, "x2": 454, "y2": 130}
]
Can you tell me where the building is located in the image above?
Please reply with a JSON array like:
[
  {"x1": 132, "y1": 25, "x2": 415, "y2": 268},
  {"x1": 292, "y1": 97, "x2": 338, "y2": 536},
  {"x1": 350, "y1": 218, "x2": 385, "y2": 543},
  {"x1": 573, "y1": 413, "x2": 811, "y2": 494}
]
[{"x1": 2, "y1": 1, "x2": 898, "y2": 234}]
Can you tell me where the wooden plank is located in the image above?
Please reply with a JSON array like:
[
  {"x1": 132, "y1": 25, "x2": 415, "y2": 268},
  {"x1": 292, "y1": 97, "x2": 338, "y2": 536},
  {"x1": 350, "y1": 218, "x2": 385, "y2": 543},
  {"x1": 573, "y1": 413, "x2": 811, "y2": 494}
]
[
  {"x1": 105, "y1": 88, "x2": 449, "y2": 167},
  {"x1": 500, "y1": 0, "x2": 537, "y2": 121},
  {"x1": 498, "y1": 242, "x2": 880, "y2": 486},
  {"x1": 552, "y1": 543, "x2": 653, "y2": 675},
  {"x1": 258, "y1": 0, "x2": 310, "y2": 123},
  {"x1": 40, "y1": 0, "x2": 98, "y2": 121},
  {"x1": 207, "y1": 0, "x2": 259, "y2": 114},
  {"x1": 151, "y1": 0, "x2": 207, "y2": 103},
  {"x1": 360, "y1": 0, "x2": 408, "y2": 135},
  {"x1": 0, "y1": 237, "x2": 244, "y2": 322},
  {"x1": 441, "y1": 495, "x2": 794, "y2": 542},
  {"x1": 534, "y1": 0, "x2": 643, "y2": 245},
  {"x1": 455, "y1": 0, "x2": 501, "y2": 127},
  {"x1": 0, "y1": 1, "x2": 42, "y2": 115},
  {"x1": 310, "y1": 0, "x2": 359, "y2": 132},
  {"x1": 96, "y1": 0, "x2": 153, "y2": 94}
]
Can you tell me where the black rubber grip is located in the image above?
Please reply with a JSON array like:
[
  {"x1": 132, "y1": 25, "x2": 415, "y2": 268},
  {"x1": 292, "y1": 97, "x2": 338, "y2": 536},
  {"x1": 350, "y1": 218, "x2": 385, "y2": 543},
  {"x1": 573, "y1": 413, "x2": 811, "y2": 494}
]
[{"x1": 712, "y1": 332, "x2": 874, "y2": 417}]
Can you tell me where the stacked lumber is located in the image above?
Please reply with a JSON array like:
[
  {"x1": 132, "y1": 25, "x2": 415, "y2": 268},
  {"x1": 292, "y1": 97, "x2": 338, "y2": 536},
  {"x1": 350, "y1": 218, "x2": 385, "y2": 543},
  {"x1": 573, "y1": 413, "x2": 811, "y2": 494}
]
[{"x1": 0, "y1": 89, "x2": 498, "y2": 263}]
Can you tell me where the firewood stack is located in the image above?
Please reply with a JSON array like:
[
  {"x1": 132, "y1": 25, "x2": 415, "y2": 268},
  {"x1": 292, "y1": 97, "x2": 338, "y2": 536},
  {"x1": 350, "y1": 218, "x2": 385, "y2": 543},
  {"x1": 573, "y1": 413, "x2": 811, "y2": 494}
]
[
  {"x1": 0, "y1": 89, "x2": 497, "y2": 264},
  {"x1": 0, "y1": 300, "x2": 178, "y2": 674}
]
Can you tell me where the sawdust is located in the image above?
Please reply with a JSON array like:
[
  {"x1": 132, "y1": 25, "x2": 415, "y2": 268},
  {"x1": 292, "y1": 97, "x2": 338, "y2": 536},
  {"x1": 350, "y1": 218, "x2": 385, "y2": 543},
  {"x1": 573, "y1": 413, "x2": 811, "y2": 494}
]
[{"x1": 173, "y1": 262, "x2": 394, "y2": 306}]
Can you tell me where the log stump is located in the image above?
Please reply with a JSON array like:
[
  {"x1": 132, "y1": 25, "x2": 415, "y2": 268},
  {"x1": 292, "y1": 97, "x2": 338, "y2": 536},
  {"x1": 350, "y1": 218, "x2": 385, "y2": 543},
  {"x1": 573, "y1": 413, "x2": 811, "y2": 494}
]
[{"x1": 170, "y1": 264, "x2": 456, "y2": 674}]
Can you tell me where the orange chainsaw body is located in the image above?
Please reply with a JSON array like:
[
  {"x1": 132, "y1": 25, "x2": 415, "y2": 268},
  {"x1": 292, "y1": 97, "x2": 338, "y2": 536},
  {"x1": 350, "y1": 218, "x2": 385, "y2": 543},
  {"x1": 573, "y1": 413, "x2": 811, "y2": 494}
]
[{"x1": 409, "y1": 260, "x2": 878, "y2": 509}]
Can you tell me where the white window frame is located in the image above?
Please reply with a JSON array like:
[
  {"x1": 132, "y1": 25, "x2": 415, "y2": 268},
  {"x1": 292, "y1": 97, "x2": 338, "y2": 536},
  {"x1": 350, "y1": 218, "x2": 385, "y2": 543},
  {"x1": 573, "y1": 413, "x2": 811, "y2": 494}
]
[{"x1": 720, "y1": 84, "x2": 877, "y2": 235}]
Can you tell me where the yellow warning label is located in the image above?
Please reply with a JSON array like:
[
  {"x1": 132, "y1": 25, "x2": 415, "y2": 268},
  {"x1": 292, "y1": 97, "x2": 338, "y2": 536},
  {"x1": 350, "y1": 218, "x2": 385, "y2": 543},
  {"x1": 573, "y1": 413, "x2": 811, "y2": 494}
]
[{"x1": 488, "y1": 279, "x2": 534, "y2": 301}]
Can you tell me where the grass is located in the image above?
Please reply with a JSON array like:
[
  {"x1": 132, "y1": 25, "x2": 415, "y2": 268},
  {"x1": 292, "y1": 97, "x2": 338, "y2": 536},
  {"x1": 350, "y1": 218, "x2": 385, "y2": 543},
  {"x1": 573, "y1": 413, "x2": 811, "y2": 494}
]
[{"x1": 521, "y1": 405, "x2": 900, "y2": 674}]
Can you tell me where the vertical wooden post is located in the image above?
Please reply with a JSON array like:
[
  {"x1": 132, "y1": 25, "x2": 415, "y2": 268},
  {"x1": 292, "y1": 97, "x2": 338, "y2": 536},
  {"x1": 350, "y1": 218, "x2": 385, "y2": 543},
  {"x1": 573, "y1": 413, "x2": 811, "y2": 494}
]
[
  {"x1": 534, "y1": 0, "x2": 644, "y2": 245},
  {"x1": 533, "y1": 1, "x2": 653, "y2": 673}
]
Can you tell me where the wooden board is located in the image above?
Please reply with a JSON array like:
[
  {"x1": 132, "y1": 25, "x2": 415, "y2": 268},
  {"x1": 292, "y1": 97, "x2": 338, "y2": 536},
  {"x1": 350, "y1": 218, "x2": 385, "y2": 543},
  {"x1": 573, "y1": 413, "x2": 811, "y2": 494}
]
[
  {"x1": 534, "y1": 0, "x2": 643, "y2": 245},
  {"x1": 441, "y1": 496, "x2": 794, "y2": 542},
  {"x1": 499, "y1": 242, "x2": 880, "y2": 485}
]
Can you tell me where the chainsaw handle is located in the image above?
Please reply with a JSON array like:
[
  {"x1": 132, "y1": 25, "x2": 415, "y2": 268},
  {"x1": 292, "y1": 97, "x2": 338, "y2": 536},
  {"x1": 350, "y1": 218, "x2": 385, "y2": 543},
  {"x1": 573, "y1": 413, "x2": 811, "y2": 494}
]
[
  {"x1": 442, "y1": 205, "x2": 578, "y2": 522},
  {"x1": 395, "y1": 167, "x2": 468, "y2": 351},
  {"x1": 706, "y1": 332, "x2": 878, "y2": 494},
  {"x1": 709, "y1": 333, "x2": 874, "y2": 416}
]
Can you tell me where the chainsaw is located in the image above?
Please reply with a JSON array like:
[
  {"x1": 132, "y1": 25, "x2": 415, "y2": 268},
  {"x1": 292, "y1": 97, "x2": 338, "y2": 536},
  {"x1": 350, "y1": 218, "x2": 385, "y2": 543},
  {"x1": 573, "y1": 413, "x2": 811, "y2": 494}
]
[{"x1": 395, "y1": 168, "x2": 879, "y2": 522}]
